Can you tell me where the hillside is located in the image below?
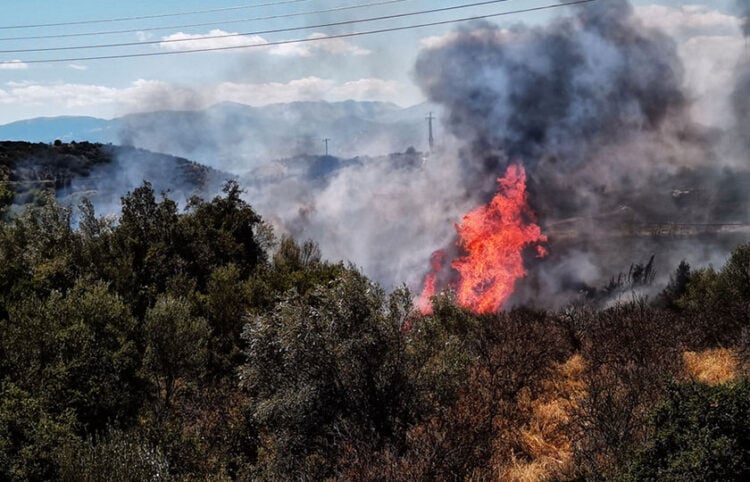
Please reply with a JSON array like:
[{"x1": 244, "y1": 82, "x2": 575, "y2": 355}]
[{"x1": 0, "y1": 141, "x2": 227, "y2": 213}]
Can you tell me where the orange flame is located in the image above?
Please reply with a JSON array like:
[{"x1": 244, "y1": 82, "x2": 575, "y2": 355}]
[
  {"x1": 417, "y1": 250, "x2": 445, "y2": 315},
  {"x1": 418, "y1": 164, "x2": 547, "y2": 314}
]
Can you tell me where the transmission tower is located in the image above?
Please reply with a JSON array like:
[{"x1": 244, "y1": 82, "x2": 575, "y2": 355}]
[{"x1": 426, "y1": 112, "x2": 435, "y2": 150}]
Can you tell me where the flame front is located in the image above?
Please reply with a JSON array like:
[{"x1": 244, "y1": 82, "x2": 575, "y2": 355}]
[
  {"x1": 418, "y1": 164, "x2": 547, "y2": 314},
  {"x1": 416, "y1": 250, "x2": 445, "y2": 314}
]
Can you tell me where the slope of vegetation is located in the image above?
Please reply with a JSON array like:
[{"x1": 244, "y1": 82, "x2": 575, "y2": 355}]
[
  {"x1": 0, "y1": 141, "x2": 221, "y2": 211},
  {"x1": 1, "y1": 181, "x2": 750, "y2": 481}
]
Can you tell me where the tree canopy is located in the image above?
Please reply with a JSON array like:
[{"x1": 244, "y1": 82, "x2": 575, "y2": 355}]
[{"x1": 1, "y1": 181, "x2": 750, "y2": 480}]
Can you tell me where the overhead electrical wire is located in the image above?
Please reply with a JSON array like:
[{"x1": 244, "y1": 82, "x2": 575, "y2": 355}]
[
  {"x1": 0, "y1": 0, "x2": 415, "y2": 42},
  {"x1": 0, "y1": 0, "x2": 315, "y2": 30},
  {"x1": 0, "y1": 0, "x2": 517, "y2": 54},
  {"x1": 0, "y1": 0, "x2": 595, "y2": 65}
]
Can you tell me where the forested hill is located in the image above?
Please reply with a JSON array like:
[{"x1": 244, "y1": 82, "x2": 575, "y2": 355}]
[{"x1": 0, "y1": 141, "x2": 226, "y2": 210}]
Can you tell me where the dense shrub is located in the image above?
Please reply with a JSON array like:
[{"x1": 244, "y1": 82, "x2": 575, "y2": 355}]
[
  {"x1": 1, "y1": 187, "x2": 750, "y2": 480},
  {"x1": 623, "y1": 380, "x2": 750, "y2": 481}
]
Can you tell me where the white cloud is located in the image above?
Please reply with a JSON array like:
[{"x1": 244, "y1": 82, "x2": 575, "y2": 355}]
[
  {"x1": 0, "y1": 79, "x2": 184, "y2": 109},
  {"x1": 0, "y1": 77, "x2": 405, "y2": 118},
  {"x1": 635, "y1": 4, "x2": 743, "y2": 37},
  {"x1": 136, "y1": 31, "x2": 154, "y2": 42},
  {"x1": 0, "y1": 82, "x2": 122, "y2": 107},
  {"x1": 159, "y1": 30, "x2": 369, "y2": 57},
  {"x1": 269, "y1": 33, "x2": 370, "y2": 57},
  {"x1": 0, "y1": 60, "x2": 29, "y2": 70},
  {"x1": 419, "y1": 28, "x2": 515, "y2": 50},
  {"x1": 5, "y1": 81, "x2": 33, "y2": 87},
  {"x1": 68, "y1": 64, "x2": 88, "y2": 71},
  {"x1": 214, "y1": 77, "x2": 400, "y2": 105},
  {"x1": 160, "y1": 29, "x2": 269, "y2": 51}
]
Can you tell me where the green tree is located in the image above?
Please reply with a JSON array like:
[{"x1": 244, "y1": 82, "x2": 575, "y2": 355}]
[
  {"x1": 623, "y1": 380, "x2": 750, "y2": 481},
  {"x1": 247, "y1": 236, "x2": 346, "y2": 311},
  {"x1": 180, "y1": 180, "x2": 267, "y2": 287},
  {"x1": 56, "y1": 431, "x2": 170, "y2": 482},
  {"x1": 0, "y1": 171, "x2": 12, "y2": 214},
  {"x1": 676, "y1": 244, "x2": 750, "y2": 344},
  {"x1": 201, "y1": 263, "x2": 249, "y2": 372},
  {"x1": 2, "y1": 281, "x2": 143, "y2": 432},
  {"x1": 0, "y1": 383, "x2": 77, "y2": 481},
  {"x1": 718, "y1": 243, "x2": 750, "y2": 305},
  {"x1": 659, "y1": 260, "x2": 690, "y2": 309},
  {"x1": 113, "y1": 182, "x2": 181, "y2": 316},
  {"x1": 143, "y1": 295, "x2": 210, "y2": 418},
  {"x1": 4, "y1": 195, "x2": 78, "y2": 296},
  {"x1": 240, "y1": 270, "x2": 413, "y2": 479}
]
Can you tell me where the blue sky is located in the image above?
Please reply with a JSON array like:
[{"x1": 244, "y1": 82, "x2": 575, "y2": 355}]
[{"x1": 0, "y1": 0, "x2": 745, "y2": 123}]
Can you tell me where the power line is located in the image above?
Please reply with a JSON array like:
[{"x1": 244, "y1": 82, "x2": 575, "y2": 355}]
[
  {"x1": 0, "y1": 0, "x2": 313, "y2": 30},
  {"x1": 0, "y1": 0, "x2": 515, "y2": 54},
  {"x1": 0, "y1": 0, "x2": 414, "y2": 42},
  {"x1": 0, "y1": 0, "x2": 595, "y2": 65}
]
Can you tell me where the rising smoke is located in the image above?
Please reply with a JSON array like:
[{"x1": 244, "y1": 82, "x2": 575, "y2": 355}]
[
  {"x1": 60, "y1": 146, "x2": 226, "y2": 218},
  {"x1": 228, "y1": 0, "x2": 750, "y2": 305},
  {"x1": 414, "y1": 1, "x2": 706, "y2": 218},
  {"x1": 69, "y1": 0, "x2": 750, "y2": 307},
  {"x1": 736, "y1": 0, "x2": 750, "y2": 38},
  {"x1": 241, "y1": 145, "x2": 481, "y2": 290},
  {"x1": 411, "y1": 0, "x2": 750, "y2": 306},
  {"x1": 731, "y1": 0, "x2": 750, "y2": 158}
]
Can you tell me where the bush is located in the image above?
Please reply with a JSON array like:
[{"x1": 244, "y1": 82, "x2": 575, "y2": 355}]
[
  {"x1": 623, "y1": 380, "x2": 750, "y2": 481},
  {"x1": 240, "y1": 270, "x2": 414, "y2": 480},
  {"x1": 56, "y1": 431, "x2": 169, "y2": 482}
]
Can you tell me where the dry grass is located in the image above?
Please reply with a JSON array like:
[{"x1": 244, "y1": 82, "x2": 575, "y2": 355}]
[
  {"x1": 502, "y1": 458, "x2": 552, "y2": 482},
  {"x1": 497, "y1": 354, "x2": 586, "y2": 482},
  {"x1": 683, "y1": 348, "x2": 738, "y2": 386}
]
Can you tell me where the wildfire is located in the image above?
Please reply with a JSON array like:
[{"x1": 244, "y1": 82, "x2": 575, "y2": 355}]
[
  {"x1": 416, "y1": 250, "x2": 446, "y2": 314},
  {"x1": 418, "y1": 164, "x2": 547, "y2": 314}
]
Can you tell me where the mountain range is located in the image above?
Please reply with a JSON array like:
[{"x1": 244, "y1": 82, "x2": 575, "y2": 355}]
[{"x1": 0, "y1": 101, "x2": 442, "y2": 173}]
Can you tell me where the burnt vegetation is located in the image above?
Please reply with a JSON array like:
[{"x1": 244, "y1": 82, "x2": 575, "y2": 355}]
[{"x1": 0, "y1": 182, "x2": 749, "y2": 481}]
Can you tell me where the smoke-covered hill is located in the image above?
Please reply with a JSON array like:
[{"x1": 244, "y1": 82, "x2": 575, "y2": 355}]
[
  {"x1": 0, "y1": 141, "x2": 228, "y2": 215},
  {"x1": 0, "y1": 101, "x2": 442, "y2": 173}
]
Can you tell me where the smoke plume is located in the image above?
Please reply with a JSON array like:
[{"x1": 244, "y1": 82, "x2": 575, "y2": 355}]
[
  {"x1": 62, "y1": 0, "x2": 750, "y2": 307},
  {"x1": 241, "y1": 146, "x2": 480, "y2": 290},
  {"x1": 60, "y1": 146, "x2": 226, "y2": 218},
  {"x1": 732, "y1": 0, "x2": 750, "y2": 158},
  {"x1": 411, "y1": 0, "x2": 750, "y2": 306},
  {"x1": 415, "y1": 2, "x2": 708, "y2": 217},
  {"x1": 239, "y1": 0, "x2": 750, "y2": 305},
  {"x1": 736, "y1": 0, "x2": 750, "y2": 38}
]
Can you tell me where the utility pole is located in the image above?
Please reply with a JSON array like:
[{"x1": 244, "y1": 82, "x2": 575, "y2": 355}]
[
  {"x1": 426, "y1": 112, "x2": 435, "y2": 151},
  {"x1": 323, "y1": 138, "x2": 330, "y2": 156}
]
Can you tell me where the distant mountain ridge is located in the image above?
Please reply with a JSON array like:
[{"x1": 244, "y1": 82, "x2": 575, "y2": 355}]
[
  {"x1": 0, "y1": 101, "x2": 443, "y2": 173},
  {"x1": 0, "y1": 116, "x2": 118, "y2": 144}
]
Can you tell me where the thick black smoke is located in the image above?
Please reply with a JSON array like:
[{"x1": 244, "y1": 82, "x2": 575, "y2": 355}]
[
  {"x1": 417, "y1": 3, "x2": 684, "y2": 164},
  {"x1": 414, "y1": 2, "x2": 706, "y2": 216},
  {"x1": 413, "y1": 1, "x2": 750, "y2": 306}
]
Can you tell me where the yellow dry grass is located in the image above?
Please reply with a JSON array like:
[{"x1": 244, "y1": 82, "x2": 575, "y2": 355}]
[
  {"x1": 502, "y1": 458, "x2": 552, "y2": 482},
  {"x1": 497, "y1": 354, "x2": 586, "y2": 482},
  {"x1": 683, "y1": 348, "x2": 738, "y2": 386}
]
